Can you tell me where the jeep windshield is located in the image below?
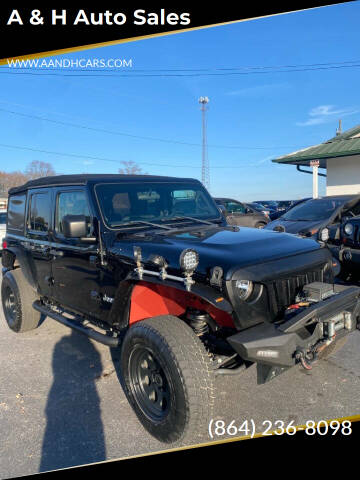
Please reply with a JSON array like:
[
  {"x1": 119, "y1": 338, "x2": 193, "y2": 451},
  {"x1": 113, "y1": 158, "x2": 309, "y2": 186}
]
[
  {"x1": 95, "y1": 182, "x2": 221, "y2": 228},
  {"x1": 282, "y1": 197, "x2": 345, "y2": 221}
]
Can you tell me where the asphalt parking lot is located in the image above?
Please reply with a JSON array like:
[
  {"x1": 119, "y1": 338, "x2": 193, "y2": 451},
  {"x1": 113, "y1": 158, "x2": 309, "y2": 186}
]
[{"x1": 0, "y1": 276, "x2": 360, "y2": 478}]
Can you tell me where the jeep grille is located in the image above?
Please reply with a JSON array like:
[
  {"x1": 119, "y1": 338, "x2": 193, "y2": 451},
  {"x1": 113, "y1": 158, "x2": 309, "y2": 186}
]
[{"x1": 266, "y1": 266, "x2": 326, "y2": 317}]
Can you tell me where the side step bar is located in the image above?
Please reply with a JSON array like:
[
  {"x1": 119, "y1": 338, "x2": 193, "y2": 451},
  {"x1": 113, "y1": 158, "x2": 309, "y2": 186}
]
[{"x1": 32, "y1": 300, "x2": 120, "y2": 347}]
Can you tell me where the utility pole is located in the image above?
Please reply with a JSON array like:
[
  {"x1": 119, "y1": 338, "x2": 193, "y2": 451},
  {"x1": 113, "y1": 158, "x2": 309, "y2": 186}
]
[{"x1": 199, "y1": 96, "x2": 210, "y2": 190}]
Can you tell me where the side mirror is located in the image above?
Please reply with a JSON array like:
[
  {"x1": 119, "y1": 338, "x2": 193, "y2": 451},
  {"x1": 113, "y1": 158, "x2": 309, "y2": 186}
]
[{"x1": 62, "y1": 215, "x2": 89, "y2": 238}]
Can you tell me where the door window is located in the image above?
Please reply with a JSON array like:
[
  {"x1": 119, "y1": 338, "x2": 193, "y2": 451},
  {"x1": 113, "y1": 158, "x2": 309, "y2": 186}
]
[
  {"x1": 225, "y1": 201, "x2": 246, "y2": 214},
  {"x1": 7, "y1": 193, "x2": 26, "y2": 232},
  {"x1": 55, "y1": 190, "x2": 92, "y2": 237},
  {"x1": 28, "y1": 192, "x2": 50, "y2": 232}
]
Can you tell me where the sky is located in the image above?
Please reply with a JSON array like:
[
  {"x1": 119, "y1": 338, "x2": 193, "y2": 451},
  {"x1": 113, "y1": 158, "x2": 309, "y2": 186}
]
[{"x1": 0, "y1": 2, "x2": 360, "y2": 201}]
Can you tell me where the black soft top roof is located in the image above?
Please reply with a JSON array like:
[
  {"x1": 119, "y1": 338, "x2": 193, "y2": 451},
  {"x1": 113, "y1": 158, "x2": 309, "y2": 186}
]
[{"x1": 8, "y1": 174, "x2": 200, "y2": 195}]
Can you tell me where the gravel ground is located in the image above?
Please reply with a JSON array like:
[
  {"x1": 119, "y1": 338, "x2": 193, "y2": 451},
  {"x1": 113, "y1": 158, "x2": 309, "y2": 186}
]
[{"x1": 0, "y1": 276, "x2": 359, "y2": 478}]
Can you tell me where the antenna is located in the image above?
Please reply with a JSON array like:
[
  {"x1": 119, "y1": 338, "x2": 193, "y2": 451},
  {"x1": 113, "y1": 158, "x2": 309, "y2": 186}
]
[{"x1": 199, "y1": 96, "x2": 210, "y2": 190}]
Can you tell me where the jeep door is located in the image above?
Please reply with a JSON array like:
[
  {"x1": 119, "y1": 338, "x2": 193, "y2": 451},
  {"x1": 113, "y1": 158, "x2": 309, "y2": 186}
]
[
  {"x1": 25, "y1": 188, "x2": 53, "y2": 297},
  {"x1": 50, "y1": 187, "x2": 101, "y2": 318}
]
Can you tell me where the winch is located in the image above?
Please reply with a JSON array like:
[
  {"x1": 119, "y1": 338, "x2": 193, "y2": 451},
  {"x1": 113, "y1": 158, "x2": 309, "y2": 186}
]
[{"x1": 227, "y1": 281, "x2": 360, "y2": 382}]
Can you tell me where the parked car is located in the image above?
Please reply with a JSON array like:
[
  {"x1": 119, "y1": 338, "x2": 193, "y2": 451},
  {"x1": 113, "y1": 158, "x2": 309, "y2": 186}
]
[
  {"x1": 247, "y1": 202, "x2": 271, "y2": 217},
  {"x1": 2, "y1": 175, "x2": 359, "y2": 444},
  {"x1": 255, "y1": 200, "x2": 279, "y2": 212},
  {"x1": 265, "y1": 195, "x2": 360, "y2": 239},
  {"x1": 269, "y1": 198, "x2": 311, "y2": 221},
  {"x1": 214, "y1": 197, "x2": 269, "y2": 228},
  {"x1": 0, "y1": 209, "x2": 7, "y2": 252},
  {"x1": 276, "y1": 200, "x2": 293, "y2": 211}
]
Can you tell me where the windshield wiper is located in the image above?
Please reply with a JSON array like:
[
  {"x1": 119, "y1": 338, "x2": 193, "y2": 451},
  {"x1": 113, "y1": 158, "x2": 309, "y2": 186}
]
[
  {"x1": 162, "y1": 216, "x2": 217, "y2": 226},
  {"x1": 114, "y1": 217, "x2": 220, "y2": 236},
  {"x1": 112, "y1": 220, "x2": 172, "y2": 230}
]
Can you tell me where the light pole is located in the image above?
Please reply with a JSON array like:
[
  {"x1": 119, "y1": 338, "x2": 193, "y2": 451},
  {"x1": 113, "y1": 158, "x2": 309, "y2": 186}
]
[{"x1": 199, "y1": 96, "x2": 210, "y2": 190}]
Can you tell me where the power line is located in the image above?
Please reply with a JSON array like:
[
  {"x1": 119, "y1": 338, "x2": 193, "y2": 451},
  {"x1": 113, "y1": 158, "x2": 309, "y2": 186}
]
[
  {"x1": 2, "y1": 63, "x2": 360, "y2": 77},
  {"x1": 0, "y1": 107, "x2": 306, "y2": 150},
  {"x1": 0, "y1": 142, "x2": 261, "y2": 169},
  {"x1": 2, "y1": 59, "x2": 360, "y2": 73}
]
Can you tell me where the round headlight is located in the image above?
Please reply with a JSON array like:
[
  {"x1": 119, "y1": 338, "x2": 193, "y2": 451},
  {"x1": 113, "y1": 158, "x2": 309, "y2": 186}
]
[
  {"x1": 235, "y1": 279, "x2": 253, "y2": 300},
  {"x1": 344, "y1": 223, "x2": 353, "y2": 236},
  {"x1": 319, "y1": 227, "x2": 329, "y2": 242},
  {"x1": 179, "y1": 249, "x2": 199, "y2": 272}
]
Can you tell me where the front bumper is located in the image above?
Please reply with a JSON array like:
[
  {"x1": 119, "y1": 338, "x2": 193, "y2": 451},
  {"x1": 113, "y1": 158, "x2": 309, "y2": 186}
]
[{"x1": 227, "y1": 283, "x2": 360, "y2": 383}]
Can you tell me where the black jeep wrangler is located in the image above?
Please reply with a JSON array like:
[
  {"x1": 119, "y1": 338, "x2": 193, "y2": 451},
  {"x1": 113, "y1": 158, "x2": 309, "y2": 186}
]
[{"x1": 1, "y1": 174, "x2": 360, "y2": 443}]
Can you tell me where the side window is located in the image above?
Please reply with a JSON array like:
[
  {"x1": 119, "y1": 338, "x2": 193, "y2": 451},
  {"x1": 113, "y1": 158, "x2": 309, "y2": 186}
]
[
  {"x1": 55, "y1": 190, "x2": 91, "y2": 237},
  {"x1": 28, "y1": 192, "x2": 50, "y2": 232},
  {"x1": 226, "y1": 202, "x2": 246, "y2": 214},
  {"x1": 7, "y1": 193, "x2": 26, "y2": 232}
]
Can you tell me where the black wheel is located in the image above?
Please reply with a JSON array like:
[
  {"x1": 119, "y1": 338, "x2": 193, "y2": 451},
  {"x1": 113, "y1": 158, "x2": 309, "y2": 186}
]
[
  {"x1": 121, "y1": 315, "x2": 215, "y2": 443},
  {"x1": 1, "y1": 269, "x2": 42, "y2": 332},
  {"x1": 255, "y1": 222, "x2": 266, "y2": 229}
]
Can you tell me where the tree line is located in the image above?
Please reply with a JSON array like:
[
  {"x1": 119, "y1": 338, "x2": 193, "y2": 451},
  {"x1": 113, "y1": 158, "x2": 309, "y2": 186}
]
[
  {"x1": 0, "y1": 161, "x2": 56, "y2": 195},
  {"x1": 0, "y1": 160, "x2": 146, "y2": 196}
]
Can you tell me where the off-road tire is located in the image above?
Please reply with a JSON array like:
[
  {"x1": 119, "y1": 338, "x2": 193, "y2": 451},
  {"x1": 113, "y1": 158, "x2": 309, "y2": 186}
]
[
  {"x1": 120, "y1": 315, "x2": 215, "y2": 444},
  {"x1": 1, "y1": 269, "x2": 42, "y2": 332}
]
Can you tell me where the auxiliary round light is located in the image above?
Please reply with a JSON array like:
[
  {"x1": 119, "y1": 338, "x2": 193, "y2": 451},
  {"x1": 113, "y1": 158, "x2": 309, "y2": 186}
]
[
  {"x1": 319, "y1": 227, "x2": 329, "y2": 242},
  {"x1": 344, "y1": 223, "x2": 353, "y2": 236},
  {"x1": 179, "y1": 249, "x2": 199, "y2": 272},
  {"x1": 149, "y1": 254, "x2": 167, "y2": 268},
  {"x1": 235, "y1": 280, "x2": 253, "y2": 301}
]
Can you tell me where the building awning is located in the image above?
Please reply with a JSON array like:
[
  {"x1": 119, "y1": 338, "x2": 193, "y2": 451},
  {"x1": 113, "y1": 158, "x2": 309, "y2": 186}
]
[{"x1": 272, "y1": 124, "x2": 360, "y2": 168}]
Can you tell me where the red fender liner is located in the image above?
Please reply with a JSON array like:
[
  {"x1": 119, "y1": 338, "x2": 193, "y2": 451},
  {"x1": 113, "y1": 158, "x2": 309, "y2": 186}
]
[{"x1": 129, "y1": 282, "x2": 234, "y2": 328}]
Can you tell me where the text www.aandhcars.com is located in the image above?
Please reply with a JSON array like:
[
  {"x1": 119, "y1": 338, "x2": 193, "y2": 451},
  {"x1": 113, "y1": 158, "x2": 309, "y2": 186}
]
[{"x1": 7, "y1": 58, "x2": 133, "y2": 68}]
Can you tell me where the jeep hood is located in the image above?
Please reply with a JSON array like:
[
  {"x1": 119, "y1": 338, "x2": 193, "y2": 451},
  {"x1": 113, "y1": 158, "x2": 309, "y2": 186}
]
[{"x1": 110, "y1": 226, "x2": 324, "y2": 280}]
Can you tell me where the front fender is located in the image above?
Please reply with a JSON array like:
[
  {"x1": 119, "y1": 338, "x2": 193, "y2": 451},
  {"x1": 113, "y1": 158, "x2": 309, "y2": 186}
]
[
  {"x1": 126, "y1": 270, "x2": 233, "y2": 313},
  {"x1": 127, "y1": 281, "x2": 235, "y2": 328}
]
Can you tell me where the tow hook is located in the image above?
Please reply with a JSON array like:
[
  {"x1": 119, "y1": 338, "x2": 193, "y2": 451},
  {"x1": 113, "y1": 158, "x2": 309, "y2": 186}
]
[
  {"x1": 295, "y1": 332, "x2": 336, "y2": 371},
  {"x1": 295, "y1": 349, "x2": 317, "y2": 370}
]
